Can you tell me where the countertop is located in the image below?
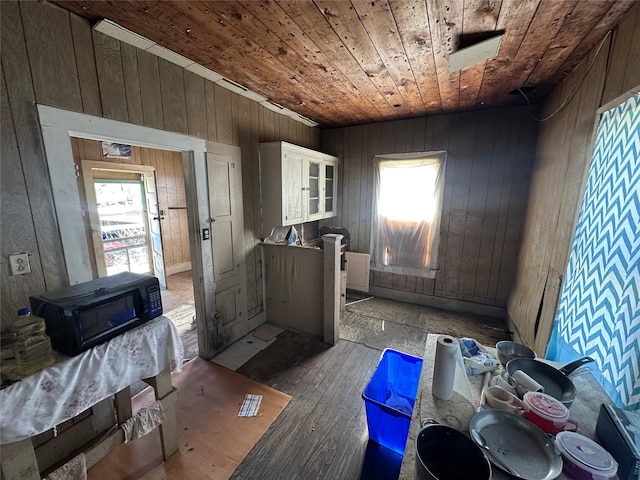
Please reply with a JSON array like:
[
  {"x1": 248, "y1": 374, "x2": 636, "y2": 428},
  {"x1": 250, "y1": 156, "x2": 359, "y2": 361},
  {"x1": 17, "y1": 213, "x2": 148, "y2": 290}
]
[{"x1": 398, "y1": 334, "x2": 614, "y2": 480}]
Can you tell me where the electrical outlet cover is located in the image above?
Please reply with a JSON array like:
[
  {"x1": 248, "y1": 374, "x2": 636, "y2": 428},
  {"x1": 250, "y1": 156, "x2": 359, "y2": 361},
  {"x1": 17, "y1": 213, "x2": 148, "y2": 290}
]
[{"x1": 9, "y1": 253, "x2": 31, "y2": 275}]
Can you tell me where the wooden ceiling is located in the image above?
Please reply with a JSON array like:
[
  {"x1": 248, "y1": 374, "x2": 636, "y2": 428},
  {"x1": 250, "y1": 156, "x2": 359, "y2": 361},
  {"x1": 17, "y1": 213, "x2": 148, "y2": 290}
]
[{"x1": 53, "y1": 0, "x2": 635, "y2": 128}]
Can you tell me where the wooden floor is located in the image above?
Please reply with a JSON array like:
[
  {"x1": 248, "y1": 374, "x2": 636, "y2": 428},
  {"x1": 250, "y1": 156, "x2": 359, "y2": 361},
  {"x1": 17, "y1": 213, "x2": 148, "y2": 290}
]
[
  {"x1": 162, "y1": 271, "x2": 198, "y2": 362},
  {"x1": 88, "y1": 358, "x2": 291, "y2": 480},
  {"x1": 229, "y1": 299, "x2": 511, "y2": 480},
  {"x1": 151, "y1": 279, "x2": 511, "y2": 480}
]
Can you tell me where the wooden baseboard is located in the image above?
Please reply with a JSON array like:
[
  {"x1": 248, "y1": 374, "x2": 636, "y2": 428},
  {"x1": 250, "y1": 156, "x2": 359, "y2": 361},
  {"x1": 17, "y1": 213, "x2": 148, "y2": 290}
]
[
  {"x1": 166, "y1": 262, "x2": 192, "y2": 276},
  {"x1": 368, "y1": 286, "x2": 507, "y2": 319}
]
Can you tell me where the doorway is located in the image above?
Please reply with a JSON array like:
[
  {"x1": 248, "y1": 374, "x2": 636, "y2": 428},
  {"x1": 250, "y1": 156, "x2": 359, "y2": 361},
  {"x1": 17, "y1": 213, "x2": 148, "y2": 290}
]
[
  {"x1": 72, "y1": 137, "x2": 198, "y2": 360},
  {"x1": 94, "y1": 177, "x2": 150, "y2": 276}
]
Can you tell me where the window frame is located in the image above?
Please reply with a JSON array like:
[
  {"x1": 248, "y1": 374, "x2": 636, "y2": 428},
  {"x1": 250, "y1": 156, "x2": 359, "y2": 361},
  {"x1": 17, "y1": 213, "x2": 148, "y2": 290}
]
[{"x1": 370, "y1": 151, "x2": 446, "y2": 278}]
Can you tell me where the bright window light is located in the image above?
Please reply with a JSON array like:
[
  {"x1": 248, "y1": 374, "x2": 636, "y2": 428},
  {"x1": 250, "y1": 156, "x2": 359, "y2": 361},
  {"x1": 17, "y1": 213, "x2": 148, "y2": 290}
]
[{"x1": 378, "y1": 162, "x2": 438, "y2": 222}]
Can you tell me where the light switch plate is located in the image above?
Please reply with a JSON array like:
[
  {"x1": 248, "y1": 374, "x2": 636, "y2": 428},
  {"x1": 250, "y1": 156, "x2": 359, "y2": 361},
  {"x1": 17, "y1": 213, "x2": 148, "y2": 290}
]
[{"x1": 9, "y1": 253, "x2": 31, "y2": 275}]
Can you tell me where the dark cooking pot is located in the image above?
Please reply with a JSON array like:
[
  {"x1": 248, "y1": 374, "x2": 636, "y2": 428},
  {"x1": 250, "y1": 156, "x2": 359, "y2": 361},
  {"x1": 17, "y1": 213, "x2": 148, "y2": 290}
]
[
  {"x1": 415, "y1": 419, "x2": 492, "y2": 480},
  {"x1": 506, "y1": 357, "x2": 594, "y2": 408}
]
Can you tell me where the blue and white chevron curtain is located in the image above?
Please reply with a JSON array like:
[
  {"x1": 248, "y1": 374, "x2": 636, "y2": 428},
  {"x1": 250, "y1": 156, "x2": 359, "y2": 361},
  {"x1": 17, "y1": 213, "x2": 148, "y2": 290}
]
[{"x1": 547, "y1": 93, "x2": 640, "y2": 410}]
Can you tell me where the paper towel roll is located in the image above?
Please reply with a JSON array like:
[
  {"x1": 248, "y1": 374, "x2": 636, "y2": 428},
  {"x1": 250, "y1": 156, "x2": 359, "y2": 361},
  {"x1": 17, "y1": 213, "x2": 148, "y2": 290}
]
[{"x1": 432, "y1": 335, "x2": 461, "y2": 400}]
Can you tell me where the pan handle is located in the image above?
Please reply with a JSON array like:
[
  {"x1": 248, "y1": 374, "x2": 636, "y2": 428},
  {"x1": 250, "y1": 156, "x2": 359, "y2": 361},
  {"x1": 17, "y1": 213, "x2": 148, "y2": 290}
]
[{"x1": 560, "y1": 356, "x2": 594, "y2": 376}]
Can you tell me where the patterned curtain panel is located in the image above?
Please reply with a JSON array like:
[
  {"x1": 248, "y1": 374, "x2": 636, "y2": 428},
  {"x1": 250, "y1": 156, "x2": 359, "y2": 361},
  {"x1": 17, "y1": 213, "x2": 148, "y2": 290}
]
[{"x1": 546, "y1": 93, "x2": 640, "y2": 410}]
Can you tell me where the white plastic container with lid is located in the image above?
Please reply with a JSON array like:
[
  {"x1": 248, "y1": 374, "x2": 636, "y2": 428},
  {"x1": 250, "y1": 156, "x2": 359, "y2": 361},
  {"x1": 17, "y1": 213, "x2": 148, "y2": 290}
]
[{"x1": 556, "y1": 431, "x2": 618, "y2": 480}]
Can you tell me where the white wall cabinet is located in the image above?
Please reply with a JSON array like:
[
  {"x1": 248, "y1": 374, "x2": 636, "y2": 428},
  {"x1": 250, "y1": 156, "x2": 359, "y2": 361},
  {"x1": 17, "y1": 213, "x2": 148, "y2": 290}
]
[{"x1": 259, "y1": 141, "x2": 338, "y2": 236}]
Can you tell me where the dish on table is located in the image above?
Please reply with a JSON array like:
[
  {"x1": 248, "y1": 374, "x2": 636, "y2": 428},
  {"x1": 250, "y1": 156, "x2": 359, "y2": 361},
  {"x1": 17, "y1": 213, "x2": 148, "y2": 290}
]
[{"x1": 469, "y1": 410, "x2": 562, "y2": 480}]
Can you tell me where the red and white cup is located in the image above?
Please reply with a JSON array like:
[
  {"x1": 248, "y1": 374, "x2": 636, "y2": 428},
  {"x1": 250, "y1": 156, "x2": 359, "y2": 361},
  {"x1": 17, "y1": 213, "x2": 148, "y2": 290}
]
[{"x1": 522, "y1": 391, "x2": 578, "y2": 434}]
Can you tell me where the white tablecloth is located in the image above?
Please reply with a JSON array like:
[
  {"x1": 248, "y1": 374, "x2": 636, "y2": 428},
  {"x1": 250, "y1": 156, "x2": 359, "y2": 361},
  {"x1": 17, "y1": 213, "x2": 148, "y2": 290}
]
[{"x1": 0, "y1": 316, "x2": 183, "y2": 444}]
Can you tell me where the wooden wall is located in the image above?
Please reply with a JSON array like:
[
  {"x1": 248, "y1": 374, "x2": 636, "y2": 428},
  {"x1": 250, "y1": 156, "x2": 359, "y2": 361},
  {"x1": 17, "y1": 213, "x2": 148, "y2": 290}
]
[
  {"x1": 508, "y1": 3, "x2": 640, "y2": 354},
  {"x1": 0, "y1": 0, "x2": 319, "y2": 330},
  {"x1": 70, "y1": 138, "x2": 191, "y2": 276},
  {"x1": 322, "y1": 106, "x2": 539, "y2": 311}
]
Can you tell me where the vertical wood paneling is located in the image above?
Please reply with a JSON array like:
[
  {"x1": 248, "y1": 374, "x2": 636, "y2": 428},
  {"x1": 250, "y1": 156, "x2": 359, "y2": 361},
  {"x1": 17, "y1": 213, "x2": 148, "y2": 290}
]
[
  {"x1": 433, "y1": 112, "x2": 459, "y2": 296},
  {"x1": 0, "y1": 0, "x2": 322, "y2": 342},
  {"x1": 602, "y1": 5, "x2": 640, "y2": 104},
  {"x1": 1, "y1": 65, "x2": 47, "y2": 323},
  {"x1": 236, "y1": 96, "x2": 257, "y2": 314},
  {"x1": 159, "y1": 59, "x2": 188, "y2": 134},
  {"x1": 261, "y1": 107, "x2": 275, "y2": 142},
  {"x1": 69, "y1": 15, "x2": 102, "y2": 116},
  {"x1": 362, "y1": 122, "x2": 382, "y2": 255},
  {"x1": 458, "y1": 113, "x2": 496, "y2": 301},
  {"x1": 487, "y1": 111, "x2": 525, "y2": 304},
  {"x1": 137, "y1": 49, "x2": 164, "y2": 130},
  {"x1": 20, "y1": 1, "x2": 82, "y2": 112},
  {"x1": 346, "y1": 125, "x2": 363, "y2": 250},
  {"x1": 214, "y1": 84, "x2": 233, "y2": 144},
  {"x1": 184, "y1": 71, "x2": 208, "y2": 139},
  {"x1": 250, "y1": 101, "x2": 262, "y2": 315},
  {"x1": 550, "y1": 47, "x2": 608, "y2": 273},
  {"x1": 204, "y1": 80, "x2": 218, "y2": 142},
  {"x1": 429, "y1": 113, "x2": 451, "y2": 294},
  {"x1": 443, "y1": 112, "x2": 478, "y2": 297},
  {"x1": 1, "y1": 1, "x2": 68, "y2": 294},
  {"x1": 231, "y1": 94, "x2": 240, "y2": 145},
  {"x1": 120, "y1": 43, "x2": 144, "y2": 125},
  {"x1": 93, "y1": 30, "x2": 128, "y2": 122},
  {"x1": 473, "y1": 109, "x2": 514, "y2": 303},
  {"x1": 505, "y1": 8, "x2": 634, "y2": 348},
  {"x1": 165, "y1": 151, "x2": 184, "y2": 263},
  {"x1": 323, "y1": 107, "x2": 537, "y2": 307}
]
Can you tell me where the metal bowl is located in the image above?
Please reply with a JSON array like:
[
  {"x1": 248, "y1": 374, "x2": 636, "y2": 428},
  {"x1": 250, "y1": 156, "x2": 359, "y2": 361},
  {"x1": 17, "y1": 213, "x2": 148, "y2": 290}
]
[{"x1": 495, "y1": 341, "x2": 536, "y2": 366}]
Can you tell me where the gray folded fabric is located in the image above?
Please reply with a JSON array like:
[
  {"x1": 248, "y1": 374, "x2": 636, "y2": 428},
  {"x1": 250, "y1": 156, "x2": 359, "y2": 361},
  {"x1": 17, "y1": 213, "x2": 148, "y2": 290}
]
[{"x1": 121, "y1": 401, "x2": 166, "y2": 444}]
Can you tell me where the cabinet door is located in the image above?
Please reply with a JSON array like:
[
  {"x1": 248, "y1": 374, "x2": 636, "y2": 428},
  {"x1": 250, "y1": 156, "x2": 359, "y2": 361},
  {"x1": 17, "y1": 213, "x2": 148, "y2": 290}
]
[
  {"x1": 306, "y1": 159, "x2": 323, "y2": 221},
  {"x1": 323, "y1": 161, "x2": 337, "y2": 218},
  {"x1": 283, "y1": 152, "x2": 305, "y2": 225}
]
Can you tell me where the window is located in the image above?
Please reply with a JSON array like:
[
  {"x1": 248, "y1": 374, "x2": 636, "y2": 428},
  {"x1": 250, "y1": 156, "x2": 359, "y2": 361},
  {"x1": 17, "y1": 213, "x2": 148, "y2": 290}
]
[{"x1": 371, "y1": 152, "x2": 445, "y2": 277}]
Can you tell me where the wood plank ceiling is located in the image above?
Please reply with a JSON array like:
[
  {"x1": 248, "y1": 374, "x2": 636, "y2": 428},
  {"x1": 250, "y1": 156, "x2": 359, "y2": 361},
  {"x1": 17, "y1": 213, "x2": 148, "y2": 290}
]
[{"x1": 53, "y1": 0, "x2": 635, "y2": 127}]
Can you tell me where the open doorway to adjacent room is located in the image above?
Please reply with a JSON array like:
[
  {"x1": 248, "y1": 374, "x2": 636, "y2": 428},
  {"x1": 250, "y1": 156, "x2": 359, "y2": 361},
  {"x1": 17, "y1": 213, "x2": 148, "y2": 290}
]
[{"x1": 71, "y1": 137, "x2": 198, "y2": 360}]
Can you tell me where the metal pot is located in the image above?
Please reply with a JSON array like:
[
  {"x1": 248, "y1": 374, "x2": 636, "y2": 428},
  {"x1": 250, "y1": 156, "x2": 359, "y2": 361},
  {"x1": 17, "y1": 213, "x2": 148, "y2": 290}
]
[
  {"x1": 415, "y1": 419, "x2": 492, "y2": 480},
  {"x1": 505, "y1": 357, "x2": 594, "y2": 408}
]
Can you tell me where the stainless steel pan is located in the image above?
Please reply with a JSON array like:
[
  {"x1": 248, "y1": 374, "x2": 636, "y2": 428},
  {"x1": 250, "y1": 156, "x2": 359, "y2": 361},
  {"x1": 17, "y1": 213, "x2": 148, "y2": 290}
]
[
  {"x1": 470, "y1": 410, "x2": 562, "y2": 480},
  {"x1": 505, "y1": 356, "x2": 593, "y2": 407}
]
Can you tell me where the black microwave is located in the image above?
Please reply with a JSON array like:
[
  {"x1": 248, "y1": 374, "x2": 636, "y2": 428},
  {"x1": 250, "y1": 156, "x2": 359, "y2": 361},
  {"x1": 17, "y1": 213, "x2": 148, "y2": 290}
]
[{"x1": 29, "y1": 272, "x2": 163, "y2": 356}]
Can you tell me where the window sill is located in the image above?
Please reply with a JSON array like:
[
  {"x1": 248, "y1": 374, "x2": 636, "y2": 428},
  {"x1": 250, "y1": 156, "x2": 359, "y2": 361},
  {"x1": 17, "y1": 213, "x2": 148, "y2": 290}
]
[{"x1": 371, "y1": 265, "x2": 437, "y2": 279}]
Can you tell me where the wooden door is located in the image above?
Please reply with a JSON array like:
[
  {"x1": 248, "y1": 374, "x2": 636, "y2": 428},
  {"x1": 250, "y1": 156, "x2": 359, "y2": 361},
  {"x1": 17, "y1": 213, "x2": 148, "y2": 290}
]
[
  {"x1": 283, "y1": 150, "x2": 305, "y2": 224},
  {"x1": 144, "y1": 171, "x2": 167, "y2": 288},
  {"x1": 206, "y1": 152, "x2": 247, "y2": 345}
]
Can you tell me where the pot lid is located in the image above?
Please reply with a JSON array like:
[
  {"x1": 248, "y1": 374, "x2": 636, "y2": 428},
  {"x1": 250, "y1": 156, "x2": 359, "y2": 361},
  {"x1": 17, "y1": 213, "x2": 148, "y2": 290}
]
[
  {"x1": 556, "y1": 432, "x2": 617, "y2": 473},
  {"x1": 524, "y1": 392, "x2": 567, "y2": 419}
]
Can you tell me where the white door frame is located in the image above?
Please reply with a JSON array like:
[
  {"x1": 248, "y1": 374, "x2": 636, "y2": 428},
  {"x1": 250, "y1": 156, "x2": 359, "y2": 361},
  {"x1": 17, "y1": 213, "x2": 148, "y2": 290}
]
[
  {"x1": 81, "y1": 160, "x2": 157, "y2": 279},
  {"x1": 37, "y1": 104, "x2": 218, "y2": 357}
]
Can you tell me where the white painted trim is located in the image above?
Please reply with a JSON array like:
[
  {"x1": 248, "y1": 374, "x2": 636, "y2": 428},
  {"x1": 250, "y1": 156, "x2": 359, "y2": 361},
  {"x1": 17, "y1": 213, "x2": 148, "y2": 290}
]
[
  {"x1": 36, "y1": 105, "x2": 209, "y2": 288},
  {"x1": 91, "y1": 20, "x2": 319, "y2": 128},
  {"x1": 38, "y1": 105, "x2": 208, "y2": 153}
]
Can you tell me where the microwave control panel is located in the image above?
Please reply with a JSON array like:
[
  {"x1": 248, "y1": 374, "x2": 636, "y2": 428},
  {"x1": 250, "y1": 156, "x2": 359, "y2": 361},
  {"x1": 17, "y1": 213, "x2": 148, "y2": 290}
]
[{"x1": 148, "y1": 285, "x2": 163, "y2": 317}]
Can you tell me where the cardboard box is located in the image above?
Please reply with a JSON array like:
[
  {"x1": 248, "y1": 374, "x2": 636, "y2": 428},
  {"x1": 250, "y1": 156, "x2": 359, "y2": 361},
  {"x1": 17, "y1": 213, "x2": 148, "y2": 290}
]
[{"x1": 596, "y1": 404, "x2": 640, "y2": 480}]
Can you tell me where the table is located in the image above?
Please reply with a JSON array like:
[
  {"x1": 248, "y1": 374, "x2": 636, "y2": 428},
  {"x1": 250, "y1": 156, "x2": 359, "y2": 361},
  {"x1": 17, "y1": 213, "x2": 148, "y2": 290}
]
[
  {"x1": 398, "y1": 334, "x2": 613, "y2": 480},
  {"x1": 0, "y1": 316, "x2": 184, "y2": 479}
]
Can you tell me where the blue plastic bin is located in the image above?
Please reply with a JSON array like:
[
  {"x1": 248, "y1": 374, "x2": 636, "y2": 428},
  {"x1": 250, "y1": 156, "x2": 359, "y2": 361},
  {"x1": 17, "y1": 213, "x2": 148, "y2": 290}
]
[{"x1": 362, "y1": 348, "x2": 423, "y2": 455}]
